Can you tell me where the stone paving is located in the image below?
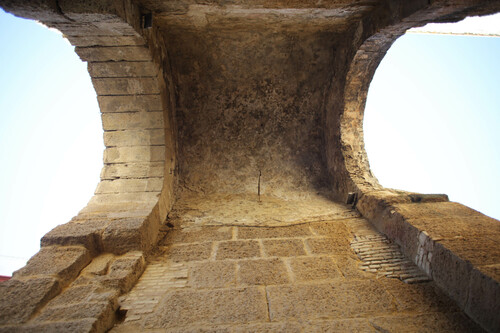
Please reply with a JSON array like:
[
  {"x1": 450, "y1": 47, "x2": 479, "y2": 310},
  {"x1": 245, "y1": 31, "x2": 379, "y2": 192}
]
[{"x1": 111, "y1": 196, "x2": 483, "y2": 332}]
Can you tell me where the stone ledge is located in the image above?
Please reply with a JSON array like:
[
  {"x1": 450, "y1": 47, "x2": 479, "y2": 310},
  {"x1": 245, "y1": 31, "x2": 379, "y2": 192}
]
[
  {"x1": 0, "y1": 277, "x2": 62, "y2": 325},
  {"x1": 42, "y1": 204, "x2": 162, "y2": 255},
  {"x1": 101, "y1": 111, "x2": 164, "y2": 131},
  {"x1": 95, "y1": 178, "x2": 163, "y2": 194},
  {"x1": 103, "y1": 146, "x2": 165, "y2": 163},
  {"x1": 13, "y1": 246, "x2": 91, "y2": 286},
  {"x1": 104, "y1": 129, "x2": 165, "y2": 147},
  {"x1": 97, "y1": 95, "x2": 162, "y2": 112},
  {"x1": 88, "y1": 61, "x2": 157, "y2": 78},
  {"x1": 357, "y1": 190, "x2": 500, "y2": 333},
  {"x1": 100, "y1": 162, "x2": 165, "y2": 179},
  {"x1": 76, "y1": 46, "x2": 150, "y2": 62}
]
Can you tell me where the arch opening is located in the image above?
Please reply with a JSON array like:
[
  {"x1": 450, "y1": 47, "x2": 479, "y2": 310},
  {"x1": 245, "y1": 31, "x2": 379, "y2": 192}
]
[
  {"x1": 0, "y1": 8, "x2": 103, "y2": 275},
  {"x1": 364, "y1": 14, "x2": 500, "y2": 220}
]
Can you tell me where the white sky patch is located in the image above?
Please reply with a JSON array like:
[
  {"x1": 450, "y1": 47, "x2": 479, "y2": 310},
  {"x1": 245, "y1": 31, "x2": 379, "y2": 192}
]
[{"x1": 409, "y1": 12, "x2": 500, "y2": 37}]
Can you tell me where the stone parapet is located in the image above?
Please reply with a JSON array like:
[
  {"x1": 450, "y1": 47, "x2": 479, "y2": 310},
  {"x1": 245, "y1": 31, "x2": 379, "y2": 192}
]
[{"x1": 357, "y1": 190, "x2": 500, "y2": 332}]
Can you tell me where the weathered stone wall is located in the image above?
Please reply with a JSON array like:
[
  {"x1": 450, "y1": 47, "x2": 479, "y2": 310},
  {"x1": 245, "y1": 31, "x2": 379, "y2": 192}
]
[
  {"x1": 0, "y1": 0, "x2": 499, "y2": 332},
  {"x1": 0, "y1": 1, "x2": 177, "y2": 331}
]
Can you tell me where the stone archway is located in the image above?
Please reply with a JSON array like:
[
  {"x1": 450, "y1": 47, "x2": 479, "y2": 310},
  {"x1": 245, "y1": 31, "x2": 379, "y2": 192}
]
[{"x1": 0, "y1": 1, "x2": 499, "y2": 332}]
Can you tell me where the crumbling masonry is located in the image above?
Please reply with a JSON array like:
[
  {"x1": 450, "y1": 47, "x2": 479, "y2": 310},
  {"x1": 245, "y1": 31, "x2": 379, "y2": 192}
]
[{"x1": 0, "y1": 0, "x2": 499, "y2": 332}]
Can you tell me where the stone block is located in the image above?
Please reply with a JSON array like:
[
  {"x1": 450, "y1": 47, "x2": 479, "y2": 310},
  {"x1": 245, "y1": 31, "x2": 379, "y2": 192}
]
[
  {"x1": 49, "y1": 22, "x2": 115, "y2": 36},
  {"x1": 76, "y1": 46, "x2": 151, "y2": 62},
  {"x1": 41, "y1": 219, "x2": 109, "y2": 252},
  {"x1": 86, "y1": 192, "x2": 160, "y2": 206},
  {"x1": 101, "y1": 112, "x2": 164, "y2": 131},
  {"x1": 101, "y1": 252, "x2": 145, "y2": 293},
  {"x1": 104, "y1": 129, "x2": 165, "y2": 147},
  {"x1": 310, "y1": 221, "x2": 351, "y2": 238},
  {"x1": 80, "y1": 253, "x2": 115, "y2": 276},
  {"x1": 379, "y1": 279, "x2": 458, "y2": 314},
  {"x1": 188, "y1": 261, "x2": 236, "y2": 288},
  {"x1": 47, "y1": 283, "x2": 118, "y2": 307},
  {"x1": 237, "y1": 224, "x2": 312, "y2": 239},
  {"x1": 431, "y1": 242, "x2": 472, "y2": 308},
  {"x1": 104, "y1": 146, "x2": 165, "y2": 163},
  {"x1": 92, "y1": 21, "x2": 138, "y2": 36},
  {"x1": 334, "y1": 255, "x2": 370, "y2": 279},
  {"x1": 0, "y1": 277, "x2": 61, "y2": 324},
  {"x1": 89, "y1": 61, "x2": 157, "y2": 78},
  {"x1": 266, "y1": 280, "x2": 394, "y2": 321},
  {"x1": 92, "y1": 78, "x2": 160, "y2": 95},
  {"x1": 394, "y1": 201, "x2": 482, "y2": 220},
  {"x1": 233, "y1": 322, "x2": 303, "y2": 332},
  {"x1": 80, "y1": 205, "x2": 154, "y2": 218},
  {"x1": 0, "y1": 1, "x2": 68, "y2": 23},
  {"x1": 466, "y1": 265, "x2": 500, "y2": 333},
  {"x1": 238, "y1": 258, "x2": 290, "y2": 285},
  {"x1": 13, "y1": 246, "x2": 91, "y2": 285},
  {"x1": 65, "y1": 35, "x2": 145, "y2": 47},
  {"x1": 289, "y1": 256, "x2": 343, "y2": 282},
  {"x1": 97, "y1": 95, "x2": 162, "y2": 112},
  {"x1": 102, "y1": 216, "x2": 158, "y2": 254},
  {"x1": 262, "y1": 238, "x2": 306, "y2": 257},
  {"x1": 369, "y1": 313, "x2": 483, "y2": 333},
  {"x1": 95, "y1": 178, "x2": 163, "y2": 194},
  {"x1": 160, "y1": 226, "x2": 233, "y2": 245},
  {"x1": 306, "y1": 237, "x2": 352, "y2": 255},
  {"x1": 404, "y1": 216, "x2": 500, "y2": 242},
  {"x1": 21, "y1": 318, "x2": 102, "y2": 333},
  {"x1": 167, "y1": 243, "x2": 213, "y2": 262},
  {"x1": 147, "y1": 325, "x2": 231, "y2": 333},
  {"x1": 100, "y1": 162, "x2": 164, "y2": 179},
  {"x1": 144, "y1": 287, "x2": 268, "y2": 328},
  {"x1": 34, "y1": 301, "x2": 115, "y2": 324},
  {"x1": 216, "y1": 240, "x2": 261, "y2": 260},
  {"x1": 438, "y1": 236, "x2": 500, "y2": 267},
  {"x1": 304, "y1": 319, "x2": 376, "y2": 332}
]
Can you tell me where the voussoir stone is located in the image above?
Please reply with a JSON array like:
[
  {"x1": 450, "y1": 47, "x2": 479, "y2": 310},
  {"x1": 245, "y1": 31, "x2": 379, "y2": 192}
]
[
  {"x1": 13, "y1": 245, "x2": 91, "y2": 285},
  {"x1": 0, "y1": 277, "x2": 61, "y2": 325}
]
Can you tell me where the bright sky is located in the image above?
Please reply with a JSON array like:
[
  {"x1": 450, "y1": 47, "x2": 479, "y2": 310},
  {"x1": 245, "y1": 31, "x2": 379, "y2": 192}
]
[
  {"x1": 0, "y1": 9, "x2": 103, "y2": 275},
  {"x1": 0, "y1": 9, "x2": 498, "y2": 276},
  {"x1": 365, "y1": 14, "x2": 500, "y2": 221}
]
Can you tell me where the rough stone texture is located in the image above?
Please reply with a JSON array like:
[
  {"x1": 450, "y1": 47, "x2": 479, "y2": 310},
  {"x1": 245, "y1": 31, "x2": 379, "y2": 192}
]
[
  {"x1": 216, "y1": 240, "x2": 261, "y2": 260},
  {"x1": 92, "y1": 77, "x2": 160, "y2": 95},
  {"x1": 167, "y1": 243, "x2": 214, "y2": 262},
  {"x1": 76, "y1": 46, "x2": 151, "y2": 62},
  {"x1": 103, "y1": 146, "x2": 165, "y2": 163},
  {"x1": 262, "y1": 239, "x2": 306, "y2": 257},
  {"x1": 88, "y1": 61, "x2": 157, "y2": 78},
  {"x1": 112, "y1": 200, "x2": 483, "y2": 332},
  {"x1": 160, "y1": 226, "x2": 233, "y2": 245},
  {"x1": 101, "y1": 112, "x2": 164, "y2": 131},
  {"x1": 288, "y1": 256, "x2": 343, "y2": 282},
  {"x1": 1, "y1": 0, "x2": 499, "y2": 331},
  {"x1": 97, "y1": 95, "x2": 162, "y2": 112},
  {"x1": 358, "y1": 191, "x2": 500, "y2": 332},
  {"x1": 13, "y1": 245, "x2": 91, "y2": 285},
  {"x1": 102, "y1": 216, "x2": 160, "y2": 254},
  {"x1": 0, "y1": 277, "x2": 61, "y2": 325},
  {"x1": 143, "y1": 287, "x2": 268, "y2": 328},
  {"x1": 266, "y1": 280, "x2": 395, "y2": 320},
  {"x1": 238, "y1": 258, "x2": 290, "y2": 285},
  {"x1": 369, "y1": 313, "x2": 483, "y2": 333},
  {"x1": 188, "y1": 261, "x2": 236, "y2": 289},
  {"x1": 103, "y1": 129, "x2": 164, "y2": 147},
  {"x1": 41, "y1": 218, "x2": 108, "y2": 252}
]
